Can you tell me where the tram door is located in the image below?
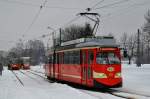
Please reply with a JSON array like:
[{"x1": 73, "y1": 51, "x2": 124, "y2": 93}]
[
  {"x1": 58, "y1": 53, "x2": 63, "y2": 80},
  {"x1": 81, "y1": 50, "x2": 93, "y2": 86}
]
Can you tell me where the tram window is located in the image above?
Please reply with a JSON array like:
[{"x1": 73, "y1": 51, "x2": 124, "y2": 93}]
[
  {"x1": 64, "y1": 52, "x2": 68, "y2": 64},
  {"x1": 72, "y1": 51, "x2": 80, "y2": 64},
  {"x1": 58, "y1": 53, "x2": 63, "y2": 64},
  {"x1": 96, "y1": 52, "x2": 121, "y2": 64},
  {"x1": 64, "y1": 51, "x2": 80, "y2": 64},
  {"x1": 69, "y1": 51, "x2": 73, "y2": 64},
  {"x1": 88, "y1": 51, "x2": 94, "y2": 64}
]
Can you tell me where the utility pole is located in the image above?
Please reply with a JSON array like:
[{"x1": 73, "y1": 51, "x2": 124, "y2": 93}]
[
  {"x1": 59, "y1": 28, "x2": 62, "y2": 46},
  {"x1": 136, "y1": 29, "x2": 141, "y2": 67}
]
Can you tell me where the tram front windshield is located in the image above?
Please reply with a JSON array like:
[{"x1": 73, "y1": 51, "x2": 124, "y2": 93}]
[{"x1": 96, "y1": 52, "x2": 120, "y2": 64}]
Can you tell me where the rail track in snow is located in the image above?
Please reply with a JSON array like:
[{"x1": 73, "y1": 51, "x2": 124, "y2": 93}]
[
  {"x1": 79, "y1": 88, "x2": 150, "y2": 99},
  {"x1": 11, "y1": 69, "x2": 150, "y2": 99},
  {"x1": 26, "y1": 70, "x2": 53, "y2": 83},
  {"x1": 19, "y1": 70, "x2": 42, "y2": 84},
  {"x1": 11, "y1": 70, "x2": 24, "y2": 86}
]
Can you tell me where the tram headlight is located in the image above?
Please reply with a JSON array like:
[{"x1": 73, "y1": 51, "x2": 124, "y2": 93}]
[
  {"x1": 115, "y1": 72, "x2": 121, "y2": 78},
  {"x1": 93, "y1": 71, "x2": 107, "y2": 78}
]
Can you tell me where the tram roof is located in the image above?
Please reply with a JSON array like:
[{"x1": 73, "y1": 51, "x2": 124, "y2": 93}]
[
  {"x1": 76, "y1": 37, "x2": 118, "y2": 48},
  {"x1": 53, "y1": 36, "x2": 119, "y2": 52},
  {"x1": 45, "y1": 36, "x2": 119, "y2": 55},
  {"x1": 62, "y1": 36, "x2": 118, "y2": 46}
]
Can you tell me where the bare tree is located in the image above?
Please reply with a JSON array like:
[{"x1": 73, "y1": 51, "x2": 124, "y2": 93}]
[
  {"x1": 142, "y1": 10, "x2": 150, "y2": 63},
  {"x1": 120, "y1": 32, "x2": 128, "y2": 50},
  {"x1": 62, "y1": 23, "x2": 93, "y2": 42},
  {"x1": 120, "y1": 32, "x2": 137, "y2": 64},
  {"x1": 126, "y1": 34, "x2": 136, "y2": 64},
  {"x1": 25, "y1": 40, "x2": 45, "y2": 65}
]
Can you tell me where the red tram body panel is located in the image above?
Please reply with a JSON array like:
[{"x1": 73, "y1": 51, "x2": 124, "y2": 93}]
[{"x1": 44, "y1": 37, "x2": 122, "y2": 88}]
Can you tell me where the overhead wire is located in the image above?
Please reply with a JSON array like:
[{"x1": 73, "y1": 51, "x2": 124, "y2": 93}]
[
  {"x1": 19, "y1": 0, "x2": 131, "y2": 40},
  {"x1": 22, "y1": 0, "x2": 131, "y2": 40},
  {"x1": 33, "y1": 0, "x2": 105, "y2": 39},
  {"x1": 0, "y1": 0, "x2": 38, "y2": 7},
  {"x1": 91, "y1": 0, "x2": 105, "y2": 9},
  {"x1": 101, "y1": 0, "x2": 150, "y2": 20},
  {"x1": 95, "y1": 0, "x2": 150, "y2": 34},
  {"x1": 93, "y1": 0, "x2": 130, "y2": 10},
  {"x1": 0, "y1": 0, "x2": 81, "y2": 10},
  {"x1": 24, "y1": 0, "x2": 47, "y2": 35}
]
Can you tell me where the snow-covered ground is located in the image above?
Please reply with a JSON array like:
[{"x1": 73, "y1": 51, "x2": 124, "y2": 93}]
[
  {"x1": 0, "y1": 64, "x2": 150, "y2": 99},
  {"x1": 118, "y1": 64, "x2": 150, "y2": 96}
]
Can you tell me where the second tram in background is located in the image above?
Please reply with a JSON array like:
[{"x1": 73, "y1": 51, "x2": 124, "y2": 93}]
[
  {"x1": 8, "y1": 57, "x2": 30, "y2": 70},
  {"x1": 44, "y1": 36, "x2": 122, "y2": 88},
  {"x1": 8, "y1": 58, "x2": 22, "y2": 70},
  {"x1": 21, "y1": 57, "x2": 30, "y2": 70}
]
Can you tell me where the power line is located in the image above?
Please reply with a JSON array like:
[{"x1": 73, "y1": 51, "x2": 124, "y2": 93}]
[
  {"x1": 0, "y1": 0, "x2": 81, "y2": 10},
  {"x1": 101, "y1": 0, "x2": 150, "y2": 20},
  {"x1": 24, "y1": 0, "x2": 47, "y2": 35},
  {"x1": 93, "y1": 0, "x2": 130, "y2": 10},
  {"x1": 0, "y1": 0, "x2": 38, "y2": 7},
  {"x1": 86, "y1": 0, "x2": 105, "y2": 12},
  {"x1": 91, "y1": 0, "x2": 105, "y2": 9}
]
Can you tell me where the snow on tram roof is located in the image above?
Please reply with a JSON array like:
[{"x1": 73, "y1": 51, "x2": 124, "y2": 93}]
[{"x1": 61, "y1": 36, "x2": 118, "y2": 48}]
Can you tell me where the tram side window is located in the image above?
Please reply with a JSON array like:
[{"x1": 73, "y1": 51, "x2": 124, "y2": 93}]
[
  {"x1": 64, "y1": 52, "x2": 69, "y2": 64},
  {"x1": 64, "y1": 51, "x2": 80, "y2": 64},
  {"x1": 73, "y1": 51, "x2": 80, "y2": 64},
  {"x1": 54, "y1": 53, "x2": 58, "y2": 64},
  {"x1": 59, "y1": 53, "x2": 62, "y2": 64}
]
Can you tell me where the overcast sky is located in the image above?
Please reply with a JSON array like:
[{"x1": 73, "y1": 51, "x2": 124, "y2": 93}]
[{"x1": 0, "y1": 0, "x2": 150, "y2": 51}]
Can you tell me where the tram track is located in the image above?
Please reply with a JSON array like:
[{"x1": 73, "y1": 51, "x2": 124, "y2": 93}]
[
  {"x1": 26, "y1": 70, "x2": 53, "y2": 83},
  {"x1": 108, "y1": 92, "x2": 136, "y2": 99},
  {"x1": 82, "y1": 88, "x2": 150, "y2": 99},
  {"x1": 79, "y1": 89, "x2": 103, "y2": 99},
  {"x1": 27, "y1": 69, "x2": 149, "y2": 98},
  {"x1": 80, "y1": 89, "x2": 136, "y2": 99},
  {"x1": 111, "y1": 89, "x2": 150, "y2": 98},
  {"x1": 30, "y1": 69, "x2": 45, "y2": 74},
  {"x1": 11, "y1": 70, "x2": 24, "y2": 86},
  {"x1": 19, "y1": 70, "x2": 42, "y2": 84},
  {"x1": 72, "y1": 85, "x2": 149, "y2": 99}
]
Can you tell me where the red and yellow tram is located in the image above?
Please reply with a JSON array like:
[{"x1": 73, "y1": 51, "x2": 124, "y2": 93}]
[
  {"x1": 21, "y1": 57, "x2": 30, "y2": 70},
  {"x1": 44, "y1": 36, "x2": 122, "y2": 88},
  {"x1": 8, "y1": 58, "x2": 22, "y2": 70}
]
